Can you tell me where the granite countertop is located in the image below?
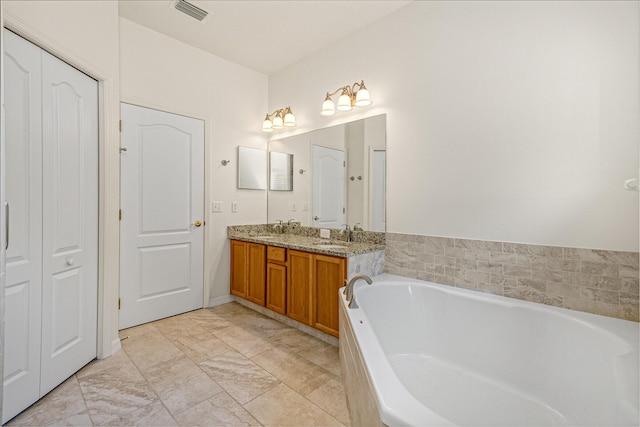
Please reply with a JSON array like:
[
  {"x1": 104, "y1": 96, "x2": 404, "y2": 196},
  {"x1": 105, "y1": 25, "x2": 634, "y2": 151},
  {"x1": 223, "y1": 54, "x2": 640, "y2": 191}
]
[{"x1": 228, "y1": 230, "x2": 385, "y2": 257}]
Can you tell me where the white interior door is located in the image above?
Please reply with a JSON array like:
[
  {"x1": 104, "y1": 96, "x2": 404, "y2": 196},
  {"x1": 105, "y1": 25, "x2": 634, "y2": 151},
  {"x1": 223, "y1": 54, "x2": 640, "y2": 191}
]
[
  {"x1": 39, "y1": 48, "x2": 98, "y2": 395},
  {"x1": 370, "y1": 150, "x2": 386, "y2": 232},
  {"x1": 312, "y1": 145, "x2": 345, "y2": 229},
  {"x1": 3, "y1": 30, "x2": 98, "y2": 423},
  {"x1": 3, "y1": 29, "x2": 43, "y2": 422},
  {"x1": 119, "y1": 103, "x2": 204, "y2": 329}
]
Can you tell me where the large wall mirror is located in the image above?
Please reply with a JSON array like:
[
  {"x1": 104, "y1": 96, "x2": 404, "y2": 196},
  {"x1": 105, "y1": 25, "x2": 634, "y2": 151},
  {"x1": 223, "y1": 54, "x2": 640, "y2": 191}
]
[{"x1": 268, "y1": 114, "x2": 386, "y2": 231}]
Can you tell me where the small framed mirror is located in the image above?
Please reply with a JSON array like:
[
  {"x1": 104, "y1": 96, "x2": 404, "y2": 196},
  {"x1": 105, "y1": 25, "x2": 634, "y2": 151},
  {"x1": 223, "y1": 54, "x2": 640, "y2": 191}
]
[
  {"x1": 269, "y1": 151, "x2": 293, "y2": 191},
  {"x1": 238, "y1": 146, "x2": 267, "y2": 190}
]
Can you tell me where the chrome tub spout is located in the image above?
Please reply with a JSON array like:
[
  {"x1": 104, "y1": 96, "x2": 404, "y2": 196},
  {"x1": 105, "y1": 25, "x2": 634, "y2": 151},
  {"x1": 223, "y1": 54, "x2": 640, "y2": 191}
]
[{"x1": 344, "y1": 274, "x2": 372, "y2": 308}]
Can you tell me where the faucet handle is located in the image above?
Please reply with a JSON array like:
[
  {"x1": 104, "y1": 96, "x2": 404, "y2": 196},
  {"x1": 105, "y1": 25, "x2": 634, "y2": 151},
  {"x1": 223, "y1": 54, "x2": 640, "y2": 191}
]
[{"x1": 353, "y1": 223, "x2": 362, "y2": 231}]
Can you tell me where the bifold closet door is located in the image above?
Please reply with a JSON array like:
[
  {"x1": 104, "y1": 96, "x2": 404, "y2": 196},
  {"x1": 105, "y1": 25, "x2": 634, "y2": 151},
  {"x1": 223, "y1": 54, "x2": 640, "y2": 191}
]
[
  {"x1": 2, "y1": 29, "x2": 98, "y2": 424},
  {"x1": 39, "y1": 47, "x2": 98, "y2": 395},
  {"x1": 3, "y1": 29, "x2": 44, "y2": 423}
]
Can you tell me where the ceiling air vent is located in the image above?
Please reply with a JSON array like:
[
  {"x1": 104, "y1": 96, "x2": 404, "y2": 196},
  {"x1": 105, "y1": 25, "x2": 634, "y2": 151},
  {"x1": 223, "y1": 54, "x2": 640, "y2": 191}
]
[{"x1": 172, "y1": 0, "x2": 209, "y2": 22}]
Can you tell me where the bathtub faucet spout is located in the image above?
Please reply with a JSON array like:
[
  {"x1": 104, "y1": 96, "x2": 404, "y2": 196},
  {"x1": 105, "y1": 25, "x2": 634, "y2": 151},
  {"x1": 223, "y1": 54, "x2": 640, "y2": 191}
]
[{"x1": 344, "y1": 274, "x2": 372, "y2": 308}]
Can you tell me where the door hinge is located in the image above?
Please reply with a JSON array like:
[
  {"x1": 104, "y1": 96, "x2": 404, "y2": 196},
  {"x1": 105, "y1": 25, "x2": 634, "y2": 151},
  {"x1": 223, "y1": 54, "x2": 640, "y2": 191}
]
[
  {"x1": 343, "y1": 207, "x2": 346, "y2": 213},
  {"x1": 118, "y1": 298, "x2": 121, "y2": 310},
  {"x1": 119, "y1": 209, "x2": 122, "y2": 220},
  {"x1": 119, "y1": 120, "x2": 122, "y2": 132}
]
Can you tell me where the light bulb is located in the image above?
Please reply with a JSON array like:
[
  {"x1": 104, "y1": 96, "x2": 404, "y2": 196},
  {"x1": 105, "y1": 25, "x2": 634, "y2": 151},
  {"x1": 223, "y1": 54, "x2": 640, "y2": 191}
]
[{"x1": 321, "y1": 96, "x2": 336, "y2": 116}]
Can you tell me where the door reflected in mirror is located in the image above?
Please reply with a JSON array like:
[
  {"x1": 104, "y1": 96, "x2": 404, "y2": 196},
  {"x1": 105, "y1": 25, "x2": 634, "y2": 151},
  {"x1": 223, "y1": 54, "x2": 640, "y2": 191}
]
[
  {"x1": 269, "y1": 151, "x2": 293, "y2": 191},
  {"x1": 267, "y1": 114, "x2": 386, "y2": 231}
]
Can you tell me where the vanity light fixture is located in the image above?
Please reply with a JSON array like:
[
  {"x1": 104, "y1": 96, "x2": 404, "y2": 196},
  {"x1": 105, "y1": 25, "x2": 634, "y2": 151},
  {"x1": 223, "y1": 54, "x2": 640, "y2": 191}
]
[
  {"x1": 262, "y1": 106, "x2": 296, "y2": 132},
  {"x1": 321, "y1": 80, "x2": 372, "y2": 116}
]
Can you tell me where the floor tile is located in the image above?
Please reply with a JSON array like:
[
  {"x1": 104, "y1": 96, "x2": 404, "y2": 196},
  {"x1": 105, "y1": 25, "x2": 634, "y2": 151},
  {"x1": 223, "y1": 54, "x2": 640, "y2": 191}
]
[
  {"x1": 143, "y1": 355, "x2": 223, "y2": 414},
  {"x1": 265, "y1": 328, "x2": 323, "y2": 353},
  {"x1": 173, "y1": 391, "x2": 261, "y2": 426},
  {"x1": 7, "y1": 376, "x2": 88, "y2": 427},
  {"x1": 170, "y1": 332, "x2": 233, "y2": 364},
  {"x1": 198, "y1": 351, "x2": 280, "y2": 404},
  {"x1": 76, "y1": 347, "x2": 133, "y2": 379},
  {"x1": 123, "y1": 329, "x2": 184, "y2": 372},
  {"x1": 91, "y1": 400, "x2": 177, "y2": 426},
  {"x1": 244, "y1": 383, "x2": 344, "y2": 427},
  {"x1": 298, "y1": 339, "x2": 341, "y2": 377},
  {"x1": 251, "y1": 346, "x2": 336, "y2": 395},
  {"x1": 78, "y1": 356, "x2": 159, "y2": 423},
  {"x1": 214, "y1": 325, "x2": 275, "y2": 358},
  {"x1": 152, "y1": 314, "x2": 210, "y2": 339},
  {"x1": 305, "y1": 376, "x2": 350, "y2": 426}
]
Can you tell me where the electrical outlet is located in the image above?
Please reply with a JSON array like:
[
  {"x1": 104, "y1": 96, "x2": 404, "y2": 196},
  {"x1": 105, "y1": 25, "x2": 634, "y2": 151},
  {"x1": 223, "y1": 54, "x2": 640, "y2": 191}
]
[
  {"x1": 231, "y1": 201, "x2": 238, "y2": 213},
  {"x1": 212, "y1": 201, "x2": 223, "y2": 213},
  {"x1": 291, "y1": 202, "x2": 297, "y2": 212}
]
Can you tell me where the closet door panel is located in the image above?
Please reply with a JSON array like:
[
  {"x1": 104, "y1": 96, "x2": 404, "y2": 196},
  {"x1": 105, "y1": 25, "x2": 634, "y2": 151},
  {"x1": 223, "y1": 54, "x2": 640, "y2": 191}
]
[
  {"x1": 40, "y1": 50, "x2": 98, "y2": 395},
  {"x1": 2, "y1": 29, "x2": 43, "y2": 424}
]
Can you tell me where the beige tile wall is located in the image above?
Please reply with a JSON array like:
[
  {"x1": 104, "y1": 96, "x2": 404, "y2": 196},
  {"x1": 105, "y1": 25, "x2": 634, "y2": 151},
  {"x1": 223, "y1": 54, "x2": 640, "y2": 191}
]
[{"x1": 384, "y1": 233, "x2": 639, "y2": 322}]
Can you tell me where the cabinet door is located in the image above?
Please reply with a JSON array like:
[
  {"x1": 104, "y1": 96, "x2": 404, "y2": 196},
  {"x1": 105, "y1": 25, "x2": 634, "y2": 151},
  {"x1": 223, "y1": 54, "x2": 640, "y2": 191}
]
[
  {"x1": 287, "y1": 250, "x2": 313, "y2": 325},
  {"x1": 246, "y1": 243, "x2": 266, "y2": 306},
  {"x1": 266, "y1": 263, "x2": 287, "y2": 314},
  {"x1": 230, "y1": 240, "x2": 247, "y2": 298},
  {"x1": 313, "y1": 254, "x2": 346, "y2": 337}
]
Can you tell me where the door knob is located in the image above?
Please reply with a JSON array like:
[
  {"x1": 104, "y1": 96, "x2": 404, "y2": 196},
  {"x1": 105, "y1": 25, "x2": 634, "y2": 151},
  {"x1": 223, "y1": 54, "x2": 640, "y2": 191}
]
[
  {"x1": 193, "y1": 220, "x2": 202, "y2": 227},
  {"x1": 313, "y1": 216, "x2": 320, "y2": 221}
]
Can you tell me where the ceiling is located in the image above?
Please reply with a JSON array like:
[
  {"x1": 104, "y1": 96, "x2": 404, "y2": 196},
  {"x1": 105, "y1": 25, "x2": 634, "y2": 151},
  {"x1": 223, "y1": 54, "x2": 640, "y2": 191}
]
[{"x1": 118, "y1": 0, "x2": 412, "y2": 75}]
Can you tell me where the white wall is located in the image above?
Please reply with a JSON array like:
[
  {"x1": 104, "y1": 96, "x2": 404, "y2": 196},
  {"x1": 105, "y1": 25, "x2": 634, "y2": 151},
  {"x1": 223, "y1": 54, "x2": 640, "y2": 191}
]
[
  {"x1": 2, "y1": 0, "x2": 122, "y2": 356},
  {"x1": 119, "y1": 18, "x2": 268, "y2": 306},
  {"x1": 269, "y1": 0, "x2": 639, "y2": 252}
]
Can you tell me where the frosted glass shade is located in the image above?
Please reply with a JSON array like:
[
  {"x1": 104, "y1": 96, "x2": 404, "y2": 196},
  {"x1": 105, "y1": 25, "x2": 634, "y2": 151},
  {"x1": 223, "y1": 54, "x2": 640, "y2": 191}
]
[
  {"x1": 262, "y1": 118, "x2": 273, "y2": 132},
  {"x1": 355, "y1": 88, "x2": 372, "y2": 106},
  {"x1": 337, "y1": 93, "x2": 353, "y2": 111},
  {"x1": 284, "y1": 111, "x2": 296, "y2": 127},
  {"x1": 272, "y1": 115, "x2": 284, "y2": 129},
  {"x1": 321, "y1": 97, "x2": 336, "y2": 116}
]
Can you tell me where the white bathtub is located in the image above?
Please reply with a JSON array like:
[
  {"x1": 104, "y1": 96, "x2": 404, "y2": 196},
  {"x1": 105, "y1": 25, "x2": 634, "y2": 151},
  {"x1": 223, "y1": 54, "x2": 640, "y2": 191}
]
[{"x1": 338, "y1": 274, "x2": 639, "y2": 427}]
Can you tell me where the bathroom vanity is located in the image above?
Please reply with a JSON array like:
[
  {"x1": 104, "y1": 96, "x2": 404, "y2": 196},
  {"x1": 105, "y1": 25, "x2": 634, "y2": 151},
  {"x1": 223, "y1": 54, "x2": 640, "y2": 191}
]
[{"x1": 228, "y1": 225, "x2": 384, "y2": 337}]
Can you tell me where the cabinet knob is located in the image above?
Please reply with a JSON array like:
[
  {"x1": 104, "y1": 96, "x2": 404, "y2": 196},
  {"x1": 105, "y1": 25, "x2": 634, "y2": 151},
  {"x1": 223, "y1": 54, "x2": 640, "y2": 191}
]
[
  {"x1": 66, "y1": 258, "x2": 75, "y2": 266},
  {"x1": 313, "y1": 216, "x2": 320, "y2": 221}
]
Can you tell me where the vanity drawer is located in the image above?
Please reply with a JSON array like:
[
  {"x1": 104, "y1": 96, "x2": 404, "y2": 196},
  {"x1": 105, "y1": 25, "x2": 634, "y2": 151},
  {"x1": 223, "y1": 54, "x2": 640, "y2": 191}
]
[{"x1": 267, "y1": 246, "x2": 286, "y2": 262}]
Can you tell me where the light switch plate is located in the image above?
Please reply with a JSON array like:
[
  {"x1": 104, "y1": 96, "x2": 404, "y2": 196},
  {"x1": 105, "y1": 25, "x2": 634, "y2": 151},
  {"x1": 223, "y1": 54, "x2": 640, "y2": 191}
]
[
  {"x1": 320, "y1": 229, "x2": 330, "y2": 239},
  {"x1": 212, "y1": 201, "x2": 223, "y2": 213},
  {"x1": 291, "y1": 202, "x2": 297, "y2": 212},
  {"x1": 302, "y1": 202, "x2": 309, "y2": 212},
  {"x1": 231, "y1": 201, "x2": 238, "y2": 213}
]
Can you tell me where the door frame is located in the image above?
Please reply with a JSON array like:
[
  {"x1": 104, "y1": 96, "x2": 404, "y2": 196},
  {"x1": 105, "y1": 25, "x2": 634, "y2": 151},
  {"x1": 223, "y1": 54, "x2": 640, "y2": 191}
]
[
  {"x1": 118, "y1": 101, "x2": 207, "y2": 327},
  {"x1": 3, "y1": 15, "x2": 120, "y2": 359}
]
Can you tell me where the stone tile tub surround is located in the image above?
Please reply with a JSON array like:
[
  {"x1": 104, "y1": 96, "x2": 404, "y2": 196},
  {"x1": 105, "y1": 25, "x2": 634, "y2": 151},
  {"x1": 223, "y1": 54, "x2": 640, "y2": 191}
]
[{"x1": 384, "y1": 233, "x2": 639, "y2": 322}]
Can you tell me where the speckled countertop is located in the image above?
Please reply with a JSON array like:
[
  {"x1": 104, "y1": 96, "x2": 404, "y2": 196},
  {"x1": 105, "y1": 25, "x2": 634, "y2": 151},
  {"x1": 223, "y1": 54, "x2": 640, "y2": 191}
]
[{"x1": 228, "y1": 225, "x2": 385, "y2": 257}]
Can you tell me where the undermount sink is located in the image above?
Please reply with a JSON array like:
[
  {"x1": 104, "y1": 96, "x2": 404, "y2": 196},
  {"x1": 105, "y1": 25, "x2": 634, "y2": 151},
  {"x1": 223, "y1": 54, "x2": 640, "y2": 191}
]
[
  {"x1": 314, "y1": 243, "x2": 348, "y2": 249},
  {"x1": 254, "y1": 235, "x2": 276, "y2": 239}
]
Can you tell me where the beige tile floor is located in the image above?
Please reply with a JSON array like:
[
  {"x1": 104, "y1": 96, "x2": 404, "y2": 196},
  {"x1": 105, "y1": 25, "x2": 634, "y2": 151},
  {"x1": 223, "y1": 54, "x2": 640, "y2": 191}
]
[{"x1": 7, "y1": 303, "x2": 350, "y2": 427}]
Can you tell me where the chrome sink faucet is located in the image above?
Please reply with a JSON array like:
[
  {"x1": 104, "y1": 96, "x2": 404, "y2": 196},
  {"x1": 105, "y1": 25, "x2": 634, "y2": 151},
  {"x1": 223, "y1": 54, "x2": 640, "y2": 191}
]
[
  {"x1": 340, "y1": 224, "x2": 352, "y2": 242},
  {"x1": 344, "y1": 274, "x2": 372, "y2": 308},
  {"x1": 273, "y1": 220, "x2": 284, "y2": 234}
]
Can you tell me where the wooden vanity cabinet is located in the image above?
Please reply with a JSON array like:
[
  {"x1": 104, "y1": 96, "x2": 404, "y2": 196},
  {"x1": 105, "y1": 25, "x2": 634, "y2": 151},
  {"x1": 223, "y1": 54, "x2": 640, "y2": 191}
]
[
  {"x1": 287, "y1": 250, "x2": 347, "y2": 337},
  {"x1": 312, "y1": 254, "x2": 347, "y2": 337},
  {"x1": 266, "y1": 246, "x2": 287, "y2": 315},
  {"x1": 231, "y1": 240, "x2": 347, "y2": 338},
  {"x1": 230, "y1": 240, "x2": 266, "y2": 305},
  {"x1": 287, "y1": 250, "x2": 314, "y2": 325}
]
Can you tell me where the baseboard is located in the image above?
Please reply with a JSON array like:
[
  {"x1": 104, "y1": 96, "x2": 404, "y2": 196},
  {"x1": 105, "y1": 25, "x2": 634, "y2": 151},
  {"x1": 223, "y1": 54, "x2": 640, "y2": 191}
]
[{"x1": 208, "y1": 294, "x2": 236, "y2": 307}]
